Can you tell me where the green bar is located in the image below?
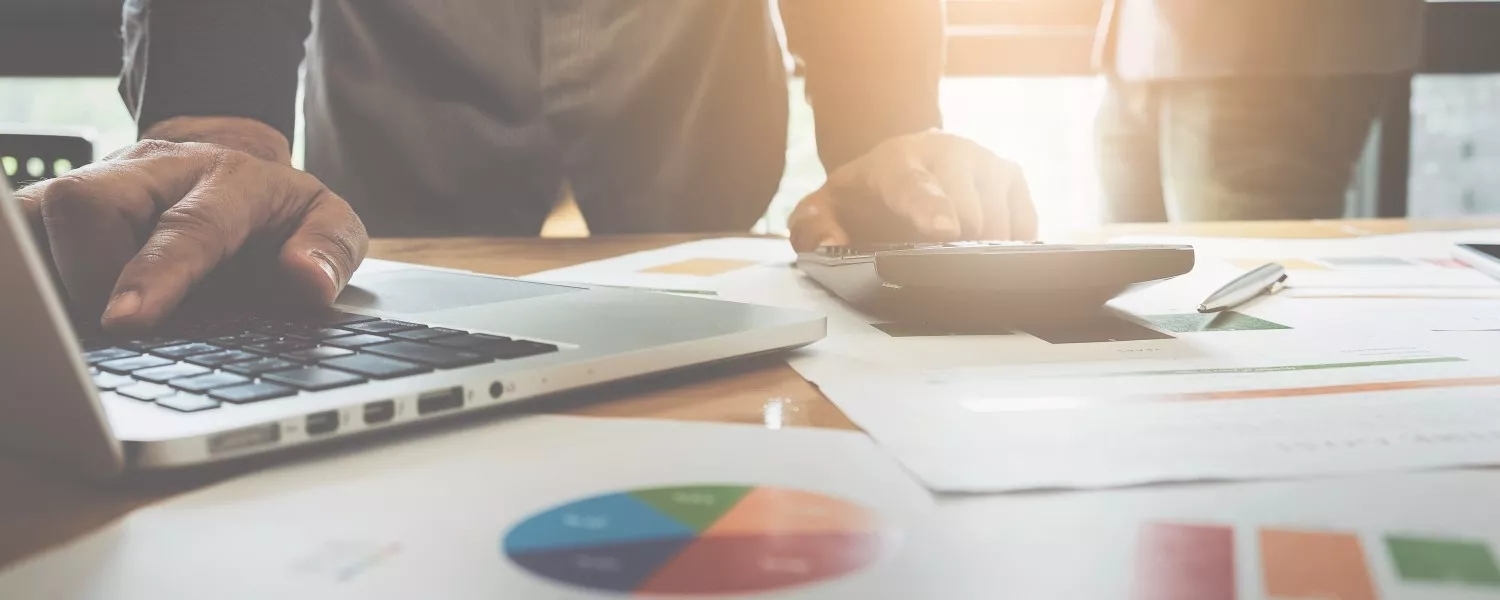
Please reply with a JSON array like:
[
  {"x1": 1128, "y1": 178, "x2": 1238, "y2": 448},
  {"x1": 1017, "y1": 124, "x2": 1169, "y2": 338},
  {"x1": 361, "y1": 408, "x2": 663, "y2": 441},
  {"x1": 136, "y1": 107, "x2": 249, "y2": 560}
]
[
  {"x1": 1387, "y1": 535, "x2": 1500, "y2": 586},
  {"x1": 578, "y1": 283, "x2": 718, "y2": 296},
  {"x1": 1139, "y1": 311, "x2": 1291, "y2": 333}
]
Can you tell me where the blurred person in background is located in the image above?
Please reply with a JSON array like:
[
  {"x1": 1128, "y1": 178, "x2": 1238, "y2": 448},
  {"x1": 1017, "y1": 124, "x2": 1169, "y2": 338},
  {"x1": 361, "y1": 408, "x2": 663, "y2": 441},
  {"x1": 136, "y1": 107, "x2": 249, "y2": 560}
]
[
  {"x1": 1094, "y1": 0, "x2": 1426, "y2": 222},
  {"x1": 16, "y1": 0, "x2": 1038, "y2": 332}
]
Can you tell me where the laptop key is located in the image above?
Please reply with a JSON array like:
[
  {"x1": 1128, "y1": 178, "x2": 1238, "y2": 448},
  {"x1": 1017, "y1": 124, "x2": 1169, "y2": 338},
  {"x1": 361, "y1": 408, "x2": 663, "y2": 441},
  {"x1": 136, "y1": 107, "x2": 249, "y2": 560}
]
[
  {"x1": 83, "y1": 347, "x2": 139, "y2": 365},
  {"x1": 168, "y1": 372, "x2": 252, "y2": 393},
  {"x1": 429, "y1": 335, "x2": 558, "y2": 359},
  {"x1": 389, "y1": 327, "x2": 465, "y2": 341},
  {"x1": 222, "y1": 357, "x2": 301, "y2": 376},
  {"x1": 92, "y1": 372, "x2": 135, "y2": 390},
  {"x1": 429, "y1": 333, "x2": 512, "y2": 351},
  {"x1": 321, "y1": 334, "x2": 395, "y2": 350},
  {"x1": 155, "y1": 394, "x2": 221, "y2": 413},
  {"x1": 263, "y1": 367, "x2": 367, "y2": 391},
  {"x1": 150, "y1": 342, "x2": 225, "y2": 360},
  {"x1": 281, "y1": 346, "x2": 355, "y2": 363},
  {"x1": 208, "y1": 333, "x2": 274, "y2": 348},
  {"x1": 209, "y1": 382, "x2": 298, "y2": 404},
  {"x1": 116, "y1": 382, "x2": 177, "y2": 401},
  {"x1": 256, "y1": 321, "x2": 321, "y2": 337},
  {"x1": 364, "y1": 341, "x2": 489, "y2": 369},
  {"x1": 490, "y1": 340, "x2": 561, "y2": 360},
  {"x1": 243, "y1": 339, "x2": 316, "y2": 355},
  {"x1": 96, "y1": 355, "x2": 174, "y2": 375},
  {"x1": 303, "y1": 328, "x2": 358, "y2": 341},
  {"x1": 321, "y1": 354, "x2": 432, "y2": 379},
  {"x1": 120, "y1": 337, "x2": 192, "y2": 352},
  {"x1": 318, "y1": 310, "x2": 380, "y2": 327},
  {"x1": 185, "y1": 349, "x2": 261, "y2": 368},
  {"x1": 133, "y1": 363, "x2": 211, "y2": 384},
  {"x1": 78, "y1": 337, "x2": 115, "y2": 352},
  {"x1": 344, "y1": 320, "x2": 425, "y2": 335}
]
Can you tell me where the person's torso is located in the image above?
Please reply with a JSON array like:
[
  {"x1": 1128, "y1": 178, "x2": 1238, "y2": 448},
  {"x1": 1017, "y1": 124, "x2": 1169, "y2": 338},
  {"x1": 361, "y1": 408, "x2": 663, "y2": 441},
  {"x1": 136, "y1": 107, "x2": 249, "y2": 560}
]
[
  {"x1": 303, "y1": 0, "x2": 788, "y2": 236},
  {"x1": 1099, "y1": 0, "x2": 1427, "y2": 79}
]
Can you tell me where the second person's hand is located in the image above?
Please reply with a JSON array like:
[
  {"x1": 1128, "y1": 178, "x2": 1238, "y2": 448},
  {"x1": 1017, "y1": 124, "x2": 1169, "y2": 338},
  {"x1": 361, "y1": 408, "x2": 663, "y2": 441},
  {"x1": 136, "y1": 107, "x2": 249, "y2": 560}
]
[
  {"x1": 787, "y1": 130, "x2": 1037, "y2": 251},
  {"x1": 15, "y1": 139, "x2": 368, "y2": 332}
]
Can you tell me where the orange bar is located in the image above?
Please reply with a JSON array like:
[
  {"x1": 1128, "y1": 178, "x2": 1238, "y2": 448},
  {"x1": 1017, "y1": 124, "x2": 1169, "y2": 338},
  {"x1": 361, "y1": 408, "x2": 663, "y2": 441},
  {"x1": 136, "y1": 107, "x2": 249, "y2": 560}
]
[
  {"x1": 1170, "y1": 376, "x2": 1500, "y2": 403},
  {"x1": 1260, "y1": 529, "x2": 1376, "y2": 600}
]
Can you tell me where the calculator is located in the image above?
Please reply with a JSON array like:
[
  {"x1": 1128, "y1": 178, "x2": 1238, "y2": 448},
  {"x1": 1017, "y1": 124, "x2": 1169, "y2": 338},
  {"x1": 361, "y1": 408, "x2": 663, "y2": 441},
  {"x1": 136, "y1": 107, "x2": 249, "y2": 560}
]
[{"x1": 797, "y1": 242, "x2": 1195, "y2": 323}]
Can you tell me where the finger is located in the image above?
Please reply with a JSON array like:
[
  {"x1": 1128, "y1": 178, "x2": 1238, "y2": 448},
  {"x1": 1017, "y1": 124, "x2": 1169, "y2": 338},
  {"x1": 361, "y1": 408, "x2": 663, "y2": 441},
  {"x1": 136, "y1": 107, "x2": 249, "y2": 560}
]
[
  {"x1": 787, "y1": 191, "x2": 851, "y2": 252},
  {"x1": 22, "y1": 171, "x2": 162, "y2": 317},
  {"x1": 104, "y1": 174, "x2": 264, "y2": 331},
  {"x1": 14, "y1": 183, "x2": 44, "y2": 239},
  {"x1": 101, "y1": 148, "x2": 280, "y2": 330},
  {"x1": 36, "y1": 177, "x2": 155, "y2": 317},
  {"x1": 933, "y1": 159, "x2": 987, "y2": 239},
  {"x1": 875, "y1": 166, "x2": 962, "y2": 240},
  {"x1": 13, "y1": 184, "x2": 69, "y2": 303},
  {"x1": 977, "y1": 157, "x2": 1037, "y2": 240},
  {"x1": 277, "y1": 189, "x2": 368, "y2": 305},
  {"x1": 14, "y1": 184, "x2": 55, "y2": 264},
  {"x1": 1008, "y1": 174, "x2": 1039, "y2": 241}
]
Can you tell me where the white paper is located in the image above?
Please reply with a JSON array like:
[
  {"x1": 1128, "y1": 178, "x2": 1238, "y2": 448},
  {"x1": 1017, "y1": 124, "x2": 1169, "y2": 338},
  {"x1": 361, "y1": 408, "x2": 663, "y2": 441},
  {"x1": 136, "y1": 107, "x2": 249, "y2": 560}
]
[
  {"x1": 799, "y1": 352, "x2": 1500, "y2": 492},
  {"x1": 0, "y1": 416, "x2": 932, "y2": 600},
  {"x1": 525, "y1": 237, "x2": 795, "y2": 296},
  {"x1": 525, "y1": 236, "x2": 1500, "y2": 494},
  {"x1": 14, "y1": 415, "x2": 1500, "y2": 599}
]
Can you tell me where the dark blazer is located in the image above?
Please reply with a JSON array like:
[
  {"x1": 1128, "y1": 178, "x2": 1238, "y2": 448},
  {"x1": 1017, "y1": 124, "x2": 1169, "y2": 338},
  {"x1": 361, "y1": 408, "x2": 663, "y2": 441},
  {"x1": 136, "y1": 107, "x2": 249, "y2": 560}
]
[{"x1": 1094, "y1": 0, "x2": 1426, "y2": 79}]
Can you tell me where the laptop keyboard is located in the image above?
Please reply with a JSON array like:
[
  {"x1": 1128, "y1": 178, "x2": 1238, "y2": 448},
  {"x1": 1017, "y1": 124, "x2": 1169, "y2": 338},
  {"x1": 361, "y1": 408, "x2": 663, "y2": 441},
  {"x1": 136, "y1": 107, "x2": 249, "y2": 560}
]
[{"x1": 80, "y1": 310, "x2": 562, "y2": 414}]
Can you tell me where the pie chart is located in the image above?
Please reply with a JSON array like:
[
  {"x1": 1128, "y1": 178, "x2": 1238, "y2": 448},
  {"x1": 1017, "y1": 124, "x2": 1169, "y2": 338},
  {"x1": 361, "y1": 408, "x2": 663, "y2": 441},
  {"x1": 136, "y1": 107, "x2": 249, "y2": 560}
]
[{"x1": 502, "y1": 484, "x2": 895, "y2": 595}]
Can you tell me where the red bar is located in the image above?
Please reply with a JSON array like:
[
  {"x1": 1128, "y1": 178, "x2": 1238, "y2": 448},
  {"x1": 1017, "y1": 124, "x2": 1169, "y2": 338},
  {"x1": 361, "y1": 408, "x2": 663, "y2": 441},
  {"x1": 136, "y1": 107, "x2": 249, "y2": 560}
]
[
  {"x1": 1136, "y1": 522, "x2": 1236, "y2": 600},
  {"x1": 1260, "y1": 528, "x2": 1376, "y2": 600}
]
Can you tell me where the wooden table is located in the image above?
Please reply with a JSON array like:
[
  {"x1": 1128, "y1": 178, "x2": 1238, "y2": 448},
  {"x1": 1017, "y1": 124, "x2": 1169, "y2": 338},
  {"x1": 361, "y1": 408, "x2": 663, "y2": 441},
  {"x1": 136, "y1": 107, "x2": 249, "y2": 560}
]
[{"x1": 4, "y1": 218, "x2": 1499, "y2": 569}]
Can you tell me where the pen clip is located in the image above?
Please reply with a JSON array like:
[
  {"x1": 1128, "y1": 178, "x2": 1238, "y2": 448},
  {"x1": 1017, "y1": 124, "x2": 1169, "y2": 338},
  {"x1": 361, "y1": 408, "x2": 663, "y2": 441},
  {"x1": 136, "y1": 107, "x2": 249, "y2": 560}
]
[{"x1": 1267, "y1": 273, "x2": 1288, "y2": 295}]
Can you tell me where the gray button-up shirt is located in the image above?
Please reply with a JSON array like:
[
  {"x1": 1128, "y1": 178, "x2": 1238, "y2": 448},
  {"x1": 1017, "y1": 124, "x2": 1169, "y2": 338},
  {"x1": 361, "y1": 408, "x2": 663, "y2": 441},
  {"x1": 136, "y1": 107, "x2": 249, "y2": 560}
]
[{"x1": 123, "y1": 0, "x2": 944, "y2": 236}]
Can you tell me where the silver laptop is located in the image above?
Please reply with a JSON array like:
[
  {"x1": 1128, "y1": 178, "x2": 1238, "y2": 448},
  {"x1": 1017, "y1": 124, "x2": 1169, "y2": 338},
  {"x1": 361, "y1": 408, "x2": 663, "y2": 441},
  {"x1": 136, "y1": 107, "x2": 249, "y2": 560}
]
[{"x1": 0, "y1": 174, "x2": 825, "y2": 479}]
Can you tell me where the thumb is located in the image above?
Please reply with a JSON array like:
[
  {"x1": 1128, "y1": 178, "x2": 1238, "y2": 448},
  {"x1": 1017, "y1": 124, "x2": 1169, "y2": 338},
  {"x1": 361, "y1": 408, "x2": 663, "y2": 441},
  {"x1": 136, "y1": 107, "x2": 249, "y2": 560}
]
[
  {"x1": 788, "y1": 191, "x2": 852, "y2": 252},
  {"x1": 277, "y1": 191, "x2": 367, "y2": 305},
  {"x1": 879, "y1": 168, "x2": 962, "y2": 239}
]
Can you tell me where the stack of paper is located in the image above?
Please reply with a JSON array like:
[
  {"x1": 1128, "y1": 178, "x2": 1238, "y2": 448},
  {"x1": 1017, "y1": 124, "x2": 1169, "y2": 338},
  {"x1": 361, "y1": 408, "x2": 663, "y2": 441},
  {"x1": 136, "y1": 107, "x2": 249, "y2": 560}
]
[{"x1": 526, "y1": 233, "x2": 1500, "y2": 493}]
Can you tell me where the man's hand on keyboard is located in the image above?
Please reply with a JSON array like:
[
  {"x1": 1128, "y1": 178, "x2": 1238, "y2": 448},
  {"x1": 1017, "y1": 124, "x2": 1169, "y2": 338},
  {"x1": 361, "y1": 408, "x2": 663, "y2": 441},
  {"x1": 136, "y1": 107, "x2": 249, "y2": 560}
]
[
  {"x1": 14, "y1": 139, "x2": 368, "y2": 332},
  {"x1": 786, "y1": 130, "x2": 1038, "y2": 252}
]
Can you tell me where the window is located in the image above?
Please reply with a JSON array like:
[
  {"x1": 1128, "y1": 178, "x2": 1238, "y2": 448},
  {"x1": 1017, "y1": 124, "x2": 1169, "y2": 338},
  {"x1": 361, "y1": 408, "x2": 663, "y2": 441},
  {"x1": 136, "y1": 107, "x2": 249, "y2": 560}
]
[
  {"x1": 5, "y1": 0, "x2": 1500, "y2": 230},
  {"x1": 0, "y1": 78, "x2": 135, "y2": 162}
]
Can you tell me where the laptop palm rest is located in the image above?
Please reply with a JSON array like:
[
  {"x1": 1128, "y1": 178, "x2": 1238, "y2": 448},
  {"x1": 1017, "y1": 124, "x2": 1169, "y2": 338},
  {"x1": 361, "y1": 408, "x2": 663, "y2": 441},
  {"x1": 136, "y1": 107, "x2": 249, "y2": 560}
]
[{"x1": 337, "y1": 269, "x2": 583, "y2": 314}]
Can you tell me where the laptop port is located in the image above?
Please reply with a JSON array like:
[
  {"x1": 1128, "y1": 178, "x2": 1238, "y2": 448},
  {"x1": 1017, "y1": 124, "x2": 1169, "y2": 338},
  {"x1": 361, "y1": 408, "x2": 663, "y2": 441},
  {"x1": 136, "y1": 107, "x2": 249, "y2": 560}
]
[
  {"x1": 418, "y1": 387, "x2": 464, "y2": 415},
  {"x1": 363, "y1": 400, "x2": 395, "y2": 425},
  {"x1": 305, "y1": 410, "x2": 340, "y2": 436},
  {"x1": 208, "y1": 424, "x2": 280, "y2": 455}
]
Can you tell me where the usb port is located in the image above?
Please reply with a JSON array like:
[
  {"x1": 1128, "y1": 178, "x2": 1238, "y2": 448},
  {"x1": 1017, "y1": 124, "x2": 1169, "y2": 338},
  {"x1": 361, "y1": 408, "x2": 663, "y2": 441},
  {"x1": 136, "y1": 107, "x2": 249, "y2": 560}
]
[
  {"x1": 305, "y1": 410, "x2": 340, "y2": 436},
  {"x1": 363, "y1": 400, "x2": 395, "y2": 425},
  {"x1": 417, "y1": 387, "x2": 464, "y2": 415}
]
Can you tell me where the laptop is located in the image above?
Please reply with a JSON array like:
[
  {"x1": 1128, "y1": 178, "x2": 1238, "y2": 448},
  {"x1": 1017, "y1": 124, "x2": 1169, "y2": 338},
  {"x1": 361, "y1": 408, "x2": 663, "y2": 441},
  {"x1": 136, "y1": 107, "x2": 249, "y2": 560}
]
[{"x1": 0, "y1": 174, "x2": 825, "y2": 480}]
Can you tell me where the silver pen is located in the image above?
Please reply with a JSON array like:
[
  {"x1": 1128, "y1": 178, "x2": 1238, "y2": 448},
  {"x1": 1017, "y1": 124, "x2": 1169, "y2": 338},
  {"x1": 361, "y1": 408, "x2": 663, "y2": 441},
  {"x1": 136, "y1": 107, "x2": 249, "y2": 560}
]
[{"x1": 1197, "y1": 263, "x2": 1288, "y2": 313}]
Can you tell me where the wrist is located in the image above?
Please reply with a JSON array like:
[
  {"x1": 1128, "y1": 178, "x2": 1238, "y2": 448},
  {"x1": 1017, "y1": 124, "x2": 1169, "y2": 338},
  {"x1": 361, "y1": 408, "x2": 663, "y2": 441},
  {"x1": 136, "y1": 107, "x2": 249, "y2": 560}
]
[{"x1": 139, "y1": 116, "x2": 292, "y2": 165}]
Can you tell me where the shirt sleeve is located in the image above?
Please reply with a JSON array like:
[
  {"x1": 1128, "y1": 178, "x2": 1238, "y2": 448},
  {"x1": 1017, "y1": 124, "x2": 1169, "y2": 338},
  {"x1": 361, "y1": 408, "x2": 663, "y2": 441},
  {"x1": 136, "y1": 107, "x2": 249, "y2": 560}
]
[
  {"x1": 119, "y1": 0, "x2": 312, "y2": 147},
  {"x1": 780, "y1": 0, "x2": 946, "y2": 172}
]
